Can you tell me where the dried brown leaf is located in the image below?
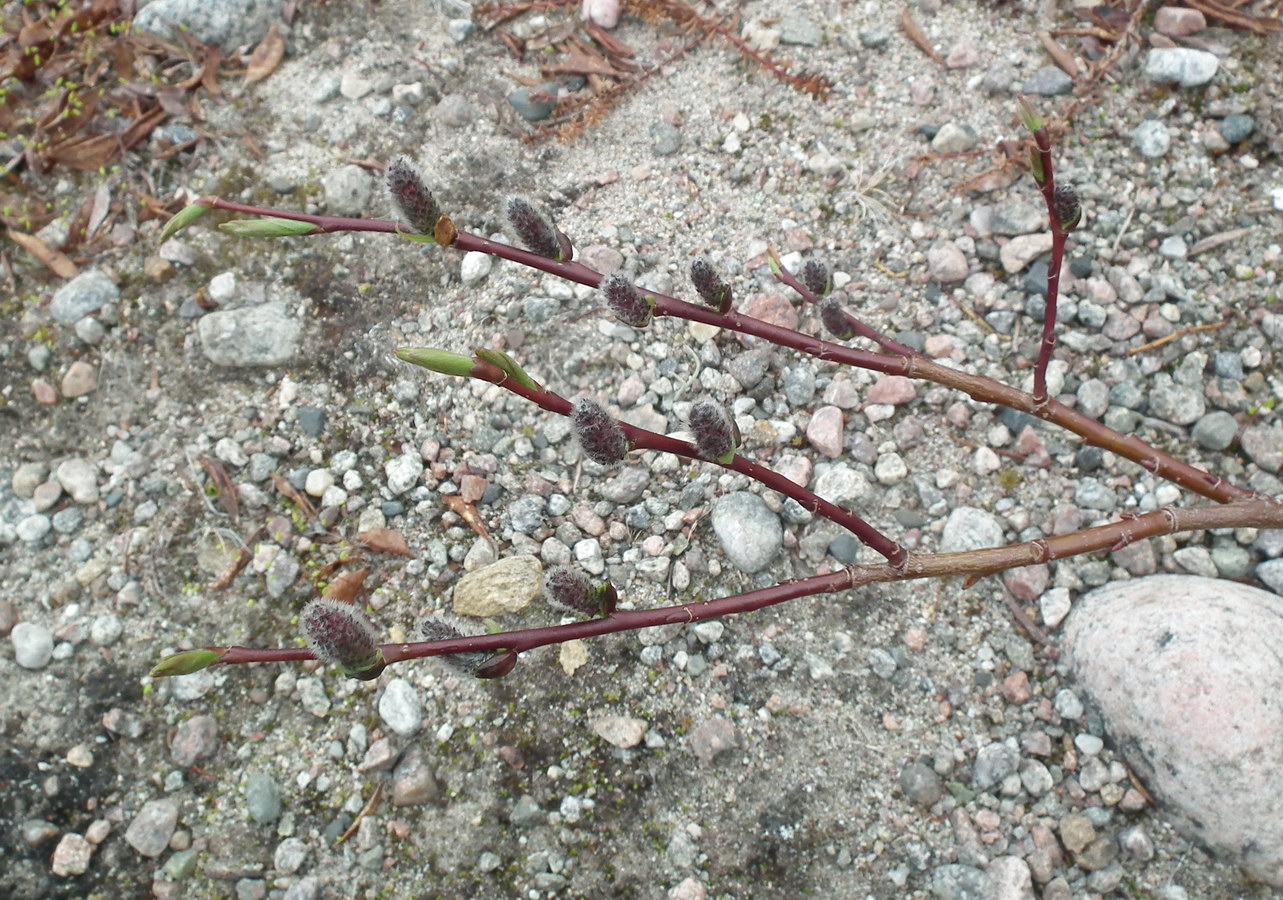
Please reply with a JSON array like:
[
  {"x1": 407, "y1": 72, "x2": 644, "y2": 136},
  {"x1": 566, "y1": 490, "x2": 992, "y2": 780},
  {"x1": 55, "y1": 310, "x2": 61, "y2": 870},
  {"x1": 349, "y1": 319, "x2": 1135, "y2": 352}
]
[
  {"x1": 200, "y1": 456, "x2": 240, "y2": 524},
  {"x1": 323, "y1": 567, "x2": 371, "y2": 603},
  {"x1": 443, "y1": 494, "x2": 492, "y2": 543},
  {"x1": 245, "y1": 24, "x2": 285, "y2": 85},
  {"x1": 354, "y1": 529, "x2": 413, "y2": 557},
  {"x1": 899, "y1": 6, "x2": 945, "y2": 66},
  {"x1": 270, "y1": 471, "x2": 317, "y2": 521},
  {"x1": 1037, "y1": 30, "x2": 1078, "y2": 78},
  {"x1": 5, "y1": 230, "x2": 78, "y2": 278}
]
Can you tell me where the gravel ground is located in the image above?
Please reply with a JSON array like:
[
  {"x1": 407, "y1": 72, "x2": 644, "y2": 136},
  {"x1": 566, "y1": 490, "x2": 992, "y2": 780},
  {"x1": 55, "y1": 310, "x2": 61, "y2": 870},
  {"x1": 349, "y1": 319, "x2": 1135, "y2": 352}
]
[{"x1": 2, "y1": 1, "x2": 1282, "y2": 898}]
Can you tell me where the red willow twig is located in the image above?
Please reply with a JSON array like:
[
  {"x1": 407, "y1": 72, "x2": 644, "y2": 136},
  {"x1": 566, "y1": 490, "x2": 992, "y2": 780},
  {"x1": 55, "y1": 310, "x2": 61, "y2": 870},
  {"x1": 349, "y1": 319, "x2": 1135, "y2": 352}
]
[{"x1": 150, "y1": 107, "x2": 1283, "y2": 680}]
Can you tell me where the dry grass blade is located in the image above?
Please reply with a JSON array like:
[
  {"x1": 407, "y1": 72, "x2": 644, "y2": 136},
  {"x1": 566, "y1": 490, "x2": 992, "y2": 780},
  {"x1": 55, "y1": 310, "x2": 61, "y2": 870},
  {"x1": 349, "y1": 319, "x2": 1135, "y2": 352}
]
[
  {"x1": 199, "y1": 456, "x2": 240, "y2": 524},
  {"x1": 354, "y1": 529, "x2": 413, "y2": 557},
  {"x1": 5, "y1": 230, "x2": 78, "y2": 278},
  {"x1": 900, "y1": 6, "x2": 945, "y2": 65},
  {"x1": 245, "y1": 24, "x2": 286, "y2": 84},
  {"x1": 1038, "y1": 29, "x2": 1078, "y2": 78},
  {"x1": 270, "y1": 471, "x2": 317, "y2": 522},
  {"x1": 1186, "y1": 0, "x2": 1282, "y2": 32}
]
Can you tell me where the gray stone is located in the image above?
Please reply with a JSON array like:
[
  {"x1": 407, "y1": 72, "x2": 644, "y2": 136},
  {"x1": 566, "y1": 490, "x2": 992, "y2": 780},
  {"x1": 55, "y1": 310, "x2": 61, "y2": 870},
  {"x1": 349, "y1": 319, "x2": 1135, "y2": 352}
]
[
  {"x1": 51, "y1": 270, "x2": 118, "y2": 323},
  {"x1": 453, "y1": 555, "x2": 542, "y2": 616},
  {"x1": 508, "y1": 83, "x2": 559, "y2": 121},
  {"x1": 1064, "y1": 575, "x2": 1283, "y2": 886},
  {"x1": 323, "y1": 165, "x2": 373, "y2": 217},
  {"x1": 927, "y1": 241, "x2": 969, "y2": 283},
  {"x1": 16, "y1": 514, "x2": 51, "y2": 543},
  {"x1": 1241, "y1": 425, "x2": 1283, "y2": 473},
  {"x1": 125, "y1": 799, "x2": 178, "y2": 857},
  {"x1": 930, "y1": 864, "x2": 986, "y2": 900},
  {"x1": 858, "y1": 27, "x2": 890, "y2": 49},
  {"x1": 1259, "y1": 559, "x2": 1283, "y2": 594},
  {"x1": 274, "y1": 836, "x2": 309, "y2": 874},
  {"x1": 931, "y1": 123, "x2": 980, "y2": 154},
  {"x1": 391, "y1": 745, "x2": 439, "y2": 806},
  {"x1": 899, "y1": 761, "x2": 944, "y2": 806},
  {"x1": 1022, "y1": 66, "x2": 1073, "y2": 96},
  {"x1": 650, "y1": 122, "x2": 681, "y2": 156},
  {"x1": 244, "y1": 773, "x2": 282, "y2": 825},
  {"x1": 198, "y1": 303, "x2": 302, "y2": 367},
  {"x1": 1133, "y1": 120, "x2": 1171, "y2": 159},
  {"x1": 989, "y1": 201, "x2": 1045, "y2": 236},
  {"x1": 12, "y1": 622, "x2": 54, "y2": 669},
  {"x1": 779, "y1": 15, "x2": 822, "y2": 46},
  {"x1": 1144, "y1": 48, "x2": 1219, "y2": 87},
  {"x1": 599, "y1": 467, "x2": 650, "y2": 504},
  {"x1": 55, "y1": 458, "x2": 98, "y2": 504},
  {"x1": 940, "y1": 506, "x2": 1004, "y2": 553},
  {"x1": 133, "y1": 0, "x2": 278, "y2": 51},
  {"x1": 971, "y1": 741, "x2": 1019, "y2": 791},
  {"x1": 711, "y1": 492, "x2": 781, "y2": 573},
  {"x1": 384, "y1": 452, "x2": 423, "y2": 496},
  {"x1": 1218, "y1": 114, "x2": 1255, "y2": 144},
  {"x1": 591, "y1": 715, "x2": 648, "y2": 748},
  {"x1": 1148, "y1": 378, "x2": 1204, "y2": 425},
  {"x1": 378, "y1": 677, "x2": 423, "y2": 736},
  {"x1": 1192, "y1": 410, "x2": 1237, "y2": 450},
  {"x1": 985, "y1": 856, "x2": 1035, "y2": 900},
  {"x1": 171, "y1": 714, "x2": 219, "y2": 766}
]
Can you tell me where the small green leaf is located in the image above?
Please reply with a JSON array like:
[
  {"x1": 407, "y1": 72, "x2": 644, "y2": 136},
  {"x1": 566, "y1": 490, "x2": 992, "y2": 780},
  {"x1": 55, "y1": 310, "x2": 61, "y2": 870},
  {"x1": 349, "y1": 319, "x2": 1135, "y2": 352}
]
[
  {"x1": 474, "y1": 348, "x2": 542, "y2": 391},
  {"x1": 396, "y1": 348, "x2": 479, "y2": 378},
  {"x1": 1017, "y1": 97, "x2": 1044, "y2": 133},
  {"x1": 159, "y1": 203, "x2": 209, "y2": 242},
  {"x1": 218, "y1": 217, "x2": 321, "y2": 237},
  {"x1": 1028, "y1": 148, "x2": 1045, "y2": 186},
  {"x1": 339, "y1": 649, "x2": 386, "y2": 681},
  {"x1": 395, "y1": 227, "x2": 439, "y2": 245},
  {"x1": 150, "y1": 648, "x2": 226, "y2": 678}
]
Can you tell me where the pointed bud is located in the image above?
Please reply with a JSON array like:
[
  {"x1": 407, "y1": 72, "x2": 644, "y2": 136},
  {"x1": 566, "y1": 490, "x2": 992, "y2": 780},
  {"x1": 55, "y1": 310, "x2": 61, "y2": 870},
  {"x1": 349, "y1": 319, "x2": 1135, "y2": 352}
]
[
  {"x1": 473, "y1": 348, "x2": 541, "y2": 391},
  {"x1": 300, "y1": 599, "x2": 384, "y2": 679},
  {"x1": 802, "y1": 259, "x2": 832, "y2": 297},
  {"x1": 396, "y1": 348, "x2": 483, "y2": 379},
  {"x1": 1018, "y1": 97, "x2": 1045, "y2": 134},
  {"x1": 1028, "y1": 147, "x2": 1046, "y2": 186},
  {"x1": 689, "y1": 399, "x2": 738, "y2": 463},
  {"x1": 601, "y1": 273, "x2": 653, "y2": 327},
  {"x1": 820, "y1": 296, "x2": 856, "y2": 340},
  {"x1": 690, "y1": 256, "x2": 733, "y2": 314},
  {"x1": 507, "y1": 197, "x2": 563, "y2": 260},
  {"x1": 387, "y1": 157, "x2": 441, "y2": 235},
  {"x1": 219, "y1": 217, "x2": 321, "y2": 237},
  {"x1": 159, "y1": 202, "x2": 209, "y2": 242},
  {"x1": 1052, "y1": 184, "x2": 1081, "y2": 232},
  {"x1": 475, "y1": 649, "x2": 519, "y2": 679},
  {"x1": 149, "y1": 648, "x2": 227, "y2": 678},
  {"x1": 545, "y1": 566, "x2": 617, "y2": 617},
  {"x1": 419, "y1": 617, "x2": 493, "y2": 674},
  {"x1": 571, "y1": 397, "x2": 630, "y2": 466}
]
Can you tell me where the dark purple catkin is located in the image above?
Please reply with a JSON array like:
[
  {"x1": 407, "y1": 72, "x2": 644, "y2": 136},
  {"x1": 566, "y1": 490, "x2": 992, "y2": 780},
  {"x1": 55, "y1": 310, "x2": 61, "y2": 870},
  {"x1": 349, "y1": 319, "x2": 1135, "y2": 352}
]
[
  {"x1": 601, "y1": 273, "x2": 653, "y2": 327},
  {"x1": 1053, "y1": 184, "x2": 1082, "y2": 232},
  {"x1": 801, "y1": 259, "x2": 832, "y2": 297},
  {"x1": 301, "y1": 599, "x2": 382, "y2": 676},
  {"x1": 420, "y1": 617, "x2": 491, "y2": 675},
  {"x1": 820, "y1": 296, "x2": 856, "y2": 340},
  {"x1": 545, "y1": 566, "x2": 616, "y2": 617},
  {"x1": 690, "y1": 256, "x2": 732, "y2": 314},
  {"x1": 571, "y1": 397, "x2": 629, "y2": 466},
  {"x1": 386, "y1": 158, "x2": 440, "y2": 234},
  {"x1": 689, "y1": 399, "x2": 738, "y2": 461},
  {"x1": 506, "y1": 197, "x2": 562, "y2": 260}
]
